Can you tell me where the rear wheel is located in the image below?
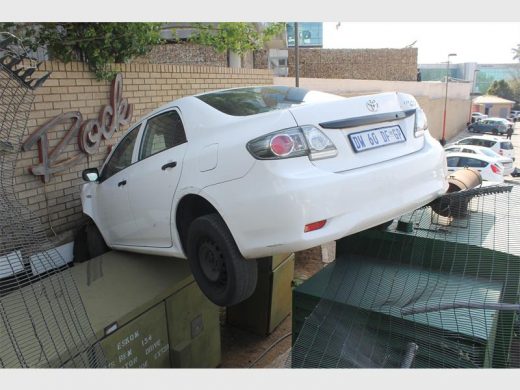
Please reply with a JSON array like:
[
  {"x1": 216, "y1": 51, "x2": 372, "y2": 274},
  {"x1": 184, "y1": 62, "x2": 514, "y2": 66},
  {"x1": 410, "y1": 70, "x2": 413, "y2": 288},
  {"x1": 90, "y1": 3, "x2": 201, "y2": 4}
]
[
  {"x1": 186, "y1": 213, "x2": 257, "y2": 306},
  {"x1": 492, "y1": 129, "x2": 498, "y2": 135}
]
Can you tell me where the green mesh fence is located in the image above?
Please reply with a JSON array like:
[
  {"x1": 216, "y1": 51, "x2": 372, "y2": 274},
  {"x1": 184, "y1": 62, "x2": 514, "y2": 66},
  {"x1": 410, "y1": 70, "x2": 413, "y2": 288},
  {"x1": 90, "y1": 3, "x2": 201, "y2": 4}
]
[
  {"x1": 0, "y1": 35, "x2": 106, "y2": 368},
  {"x1": 289, "y1": 183, "x2": 520, "y2": 368}
]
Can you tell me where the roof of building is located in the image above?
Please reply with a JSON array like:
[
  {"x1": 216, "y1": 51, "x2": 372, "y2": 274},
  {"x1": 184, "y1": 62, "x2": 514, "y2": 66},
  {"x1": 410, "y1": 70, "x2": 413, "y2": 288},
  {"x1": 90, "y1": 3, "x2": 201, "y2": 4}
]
[{"x1": 473, "y1": 95, "x2": 516, "y2": 105}]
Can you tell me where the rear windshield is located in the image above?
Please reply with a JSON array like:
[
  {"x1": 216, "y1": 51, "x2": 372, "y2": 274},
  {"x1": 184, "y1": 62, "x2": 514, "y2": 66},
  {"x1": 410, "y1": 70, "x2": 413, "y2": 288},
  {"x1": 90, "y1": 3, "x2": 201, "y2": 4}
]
[
  {"x1": 500, "y1": 142, "x2": 514, "y2": 150},
  {"x1": 458, "y1": 139, "x2": 496, "y2": 147},
  {"x1": 196, "y1": 86, "x2": 328, "y2": 116}
]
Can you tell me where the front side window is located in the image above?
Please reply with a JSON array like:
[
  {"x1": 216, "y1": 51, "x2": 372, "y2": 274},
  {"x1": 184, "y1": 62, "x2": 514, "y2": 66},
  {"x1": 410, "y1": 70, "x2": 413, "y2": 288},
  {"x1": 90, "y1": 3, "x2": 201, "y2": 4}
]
[
  {"x1": 458, "y1": 157, "x2": 487, "y2": 168},
  {"x1": 101, "y1": 125, "x2": 140, "y2": 181},
  {"x1": 500, "y1": 142, "x2": 513, "y2": 150},
  {"x1": 447, "y1": 156, "x2": 459, "y2": 167},
  {"x1": 139, "y1": 110, "x2": 187, "y2": 160}
]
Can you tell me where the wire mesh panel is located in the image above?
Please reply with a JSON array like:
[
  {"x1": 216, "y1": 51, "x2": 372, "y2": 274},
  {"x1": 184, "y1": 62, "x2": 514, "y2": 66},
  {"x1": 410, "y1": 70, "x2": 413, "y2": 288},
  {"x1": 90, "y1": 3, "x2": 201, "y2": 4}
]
[
  {"x1": 289, "y1": 183, "x2": 520, "y2": 368},
  {"x1": 0, "y1": 35, "x2": 106, "y2": 368}
]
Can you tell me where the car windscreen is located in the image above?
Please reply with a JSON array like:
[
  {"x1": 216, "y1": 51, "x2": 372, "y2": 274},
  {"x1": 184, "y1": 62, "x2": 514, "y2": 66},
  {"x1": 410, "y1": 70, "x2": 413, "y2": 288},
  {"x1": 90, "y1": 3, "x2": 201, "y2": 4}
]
[{"x1": 196, "y1": 86, "x2": 317, "y2": 116}]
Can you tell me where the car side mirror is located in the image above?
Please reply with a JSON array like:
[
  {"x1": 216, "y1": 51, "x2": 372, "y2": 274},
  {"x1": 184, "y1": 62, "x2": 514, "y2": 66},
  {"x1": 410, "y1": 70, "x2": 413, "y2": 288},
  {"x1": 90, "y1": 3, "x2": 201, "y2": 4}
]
[{"x1": 82, "y1": 168, "x2": 99, "y2": 182}]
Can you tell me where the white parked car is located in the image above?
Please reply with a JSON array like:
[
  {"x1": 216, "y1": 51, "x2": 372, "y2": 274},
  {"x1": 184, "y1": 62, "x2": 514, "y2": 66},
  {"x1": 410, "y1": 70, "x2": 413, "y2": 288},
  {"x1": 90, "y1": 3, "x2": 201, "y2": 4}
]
[
  {"x1": 80, "y1": 86, "x2": 448, "y2": 305},
  {"x1": 444, "y1": 144, "x2": 514, "y2": 175},
  {"x1": 446, "y1": 152, "x2": 504, "y2": 182},
  {"x1": 471, "y1": 112, "x2": 488, "y2": 122},
  {"x1": 453, "y1": 135, "x2": 515, "y2": 161}
]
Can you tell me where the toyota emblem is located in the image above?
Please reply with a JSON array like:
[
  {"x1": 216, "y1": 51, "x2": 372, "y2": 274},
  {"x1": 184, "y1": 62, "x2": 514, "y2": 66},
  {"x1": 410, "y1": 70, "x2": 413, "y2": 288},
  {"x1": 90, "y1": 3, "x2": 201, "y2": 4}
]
[{"x1": 366, "y1": 99, "x2": 378, "y2": 112}]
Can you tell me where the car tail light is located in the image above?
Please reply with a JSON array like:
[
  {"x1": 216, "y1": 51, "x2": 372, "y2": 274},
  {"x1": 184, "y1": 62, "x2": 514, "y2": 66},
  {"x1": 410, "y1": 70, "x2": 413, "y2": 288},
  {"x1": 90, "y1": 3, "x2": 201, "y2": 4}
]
[
  {"x1": 304, "y1": 220, "x2": 327, "y2": 233},
  {"x1": 414, "y1": 107, "x2": 428, "y2": 137},
  {"x1": 491, "y1": 164, "x2": 501, "y2": 174},
  {"x1": 270, "y1": 134, "x2": 295, "y2": 157},
  {"x1": 247, "y1": 125, "x2": 337, "y2": 160}
]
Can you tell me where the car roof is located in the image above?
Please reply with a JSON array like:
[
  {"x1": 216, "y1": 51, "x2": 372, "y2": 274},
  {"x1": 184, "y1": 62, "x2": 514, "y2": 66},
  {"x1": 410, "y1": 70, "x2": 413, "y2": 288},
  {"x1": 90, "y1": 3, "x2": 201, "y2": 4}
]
[
  {"x1": 485, "y1": 117, "x2": 510, "y2": 122},
  {"x1": 445, "y1": 152, "x2": 495, "y2": 163},
  {"x1": 456, "y1": 135, "x2": 501, "y2": 141},
  {"x1": 446, "y1": 145, "x2": 483, "y2": 151}
]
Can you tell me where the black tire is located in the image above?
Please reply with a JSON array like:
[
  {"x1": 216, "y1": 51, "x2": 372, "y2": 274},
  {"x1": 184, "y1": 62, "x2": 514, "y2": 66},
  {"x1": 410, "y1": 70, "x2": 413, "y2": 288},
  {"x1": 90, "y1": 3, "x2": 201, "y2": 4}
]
[
  {"x1": 492, "y1": 129, "x2": 498, "y2": 135},
  {"x1": 73, "y1": 224, "x2": 90, "y2": 263},
  {"x1": 85, "y1": 222, "x2": 109, "y2": 259},
  {"x1": 186, "y1": 213, "x2": 257, "y2": 306}
]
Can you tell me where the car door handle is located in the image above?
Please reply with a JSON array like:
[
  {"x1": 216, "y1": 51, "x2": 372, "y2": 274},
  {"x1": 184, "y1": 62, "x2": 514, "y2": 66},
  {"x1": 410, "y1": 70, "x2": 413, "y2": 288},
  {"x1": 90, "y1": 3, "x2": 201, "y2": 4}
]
[
  {"x1": 161, "y1": 161, "x2": 177, "y2": 170},
  {"x1": 118, "y1": 180, "x2": 127, "y2": 187}
]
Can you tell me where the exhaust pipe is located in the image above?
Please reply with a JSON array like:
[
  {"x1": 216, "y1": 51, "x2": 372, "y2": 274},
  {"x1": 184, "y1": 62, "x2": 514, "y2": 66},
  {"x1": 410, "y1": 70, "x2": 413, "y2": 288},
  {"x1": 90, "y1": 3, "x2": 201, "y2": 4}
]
[{"x1": 430, "y1": 169, "x2": 482, "y2": 218}]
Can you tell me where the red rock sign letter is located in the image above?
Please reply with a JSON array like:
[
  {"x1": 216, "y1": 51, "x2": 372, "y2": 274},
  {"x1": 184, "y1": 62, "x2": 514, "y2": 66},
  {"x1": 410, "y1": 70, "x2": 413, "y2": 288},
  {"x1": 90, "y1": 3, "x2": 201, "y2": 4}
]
[{"x1": 22, "y1": 73, "x2": 133, "y2": 183}]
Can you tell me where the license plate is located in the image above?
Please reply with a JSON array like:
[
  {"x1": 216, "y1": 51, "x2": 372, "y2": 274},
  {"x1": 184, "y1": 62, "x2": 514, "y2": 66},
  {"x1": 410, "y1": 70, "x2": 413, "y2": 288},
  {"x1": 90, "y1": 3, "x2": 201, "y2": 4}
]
[{"x1": 348, "y1": 125, "x2": 406, "y2": 153}]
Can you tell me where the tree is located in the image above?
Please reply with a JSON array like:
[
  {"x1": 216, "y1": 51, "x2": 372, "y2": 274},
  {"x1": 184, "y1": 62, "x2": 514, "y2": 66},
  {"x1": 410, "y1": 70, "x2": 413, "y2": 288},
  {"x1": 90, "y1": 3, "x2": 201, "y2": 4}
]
[
  {"x1": 513, "y1": 43, "x2": 520, "y2": 62},
  {"x1": 188, "y1": 22, "x2": 285, "y2": 56},
  {"x1": 0, "y1": 23, "x2": 163, "y2": 80},
  {"x1": 486, "y1": 79, "x2": 515, "y2": 101}
]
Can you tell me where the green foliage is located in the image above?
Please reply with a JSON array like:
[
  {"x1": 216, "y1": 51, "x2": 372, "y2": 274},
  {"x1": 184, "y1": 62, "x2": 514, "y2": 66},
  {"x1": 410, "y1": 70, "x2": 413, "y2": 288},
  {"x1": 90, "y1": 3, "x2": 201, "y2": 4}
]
[
  {"x1": 486, "y1": 79, "x2": 515, "y2": 101},
  {"x1": 189, "y1": 22, "x2": 285, "y2": 55},
  {"x1": 0, "y1": 23, "x2": 163, "y2": 80},
  {"x1": 513, "y1": 43, "x2": 520, "y2": 62}
]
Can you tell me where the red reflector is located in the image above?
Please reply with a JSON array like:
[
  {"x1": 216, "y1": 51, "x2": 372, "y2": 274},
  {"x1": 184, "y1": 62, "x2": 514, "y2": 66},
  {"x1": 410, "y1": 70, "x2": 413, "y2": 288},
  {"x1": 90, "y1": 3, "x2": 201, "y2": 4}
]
[
  {"x1": 304, "y1": 220, "x2": 327, "y2": 233},
  {"x1": 491, "y1": 164, "x2": 500, "y2": 174},
  {"x1": 270, "y1": 134, "x2": 294, "y2": 156}
]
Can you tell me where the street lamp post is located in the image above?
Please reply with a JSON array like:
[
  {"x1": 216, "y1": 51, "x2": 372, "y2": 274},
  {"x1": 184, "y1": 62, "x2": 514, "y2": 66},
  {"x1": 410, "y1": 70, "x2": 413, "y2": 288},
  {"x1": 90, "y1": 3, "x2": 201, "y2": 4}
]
[
  {"x1": 441, "y1": 53, "x2": 457, "y2": 146},
  {"x1": 467, "y1": 69, "x2": 480, "y2": 123}
]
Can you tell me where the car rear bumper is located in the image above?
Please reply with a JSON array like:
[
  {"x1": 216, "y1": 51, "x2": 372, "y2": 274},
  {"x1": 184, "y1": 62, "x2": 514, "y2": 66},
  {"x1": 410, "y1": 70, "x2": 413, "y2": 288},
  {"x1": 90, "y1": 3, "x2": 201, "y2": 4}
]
[{"x1": 203, "y1": 132, "x2": 448, "y2": 259}]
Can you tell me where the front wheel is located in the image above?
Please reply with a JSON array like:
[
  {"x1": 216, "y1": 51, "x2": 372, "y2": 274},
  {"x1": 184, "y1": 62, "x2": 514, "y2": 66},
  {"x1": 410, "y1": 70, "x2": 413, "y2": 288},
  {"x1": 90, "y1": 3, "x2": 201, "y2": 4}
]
[{"x1": 186, "y1": 213, "x2": 257, "y2": 306}]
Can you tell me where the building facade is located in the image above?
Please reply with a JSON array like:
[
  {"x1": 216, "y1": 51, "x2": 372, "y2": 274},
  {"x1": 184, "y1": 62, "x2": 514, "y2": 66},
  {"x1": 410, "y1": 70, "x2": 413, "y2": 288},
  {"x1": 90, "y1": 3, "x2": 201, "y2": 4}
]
[{"x1": 420, "y1": 62, "x2": 520, "y2": 94}]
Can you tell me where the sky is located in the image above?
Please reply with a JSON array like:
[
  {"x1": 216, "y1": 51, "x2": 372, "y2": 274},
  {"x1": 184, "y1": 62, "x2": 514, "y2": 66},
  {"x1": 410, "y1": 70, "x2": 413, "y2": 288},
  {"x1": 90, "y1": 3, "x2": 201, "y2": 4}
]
[{"x1": 323, "y1": 22, "x2": 520, "y2": 64}]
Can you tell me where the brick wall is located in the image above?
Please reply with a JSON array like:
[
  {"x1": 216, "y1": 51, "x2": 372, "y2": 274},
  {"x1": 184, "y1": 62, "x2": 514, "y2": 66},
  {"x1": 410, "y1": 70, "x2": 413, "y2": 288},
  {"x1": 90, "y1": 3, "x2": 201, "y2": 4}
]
[
  {"x1": 16, "y1": 61, "x2": 273, "y2": 240},
  {"x1": 255, "y1": 48, "x2": 418, "y2": 81}
]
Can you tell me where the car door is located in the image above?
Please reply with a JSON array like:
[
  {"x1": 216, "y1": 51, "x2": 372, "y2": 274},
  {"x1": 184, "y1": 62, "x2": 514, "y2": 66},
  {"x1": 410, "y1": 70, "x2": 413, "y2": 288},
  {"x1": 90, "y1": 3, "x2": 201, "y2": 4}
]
[
  {"x1": 125, "y1": 109, "x2": 188, "y2": 248},
  {"x1": 457, "y1": 157, "x2": 487, "y2": 174},
  {"x1": 446, "y1": 156, "x2": 459, "y2": 173},
  {"x1": 94, "y1": 124, "x2": 141, "y2": 246}
]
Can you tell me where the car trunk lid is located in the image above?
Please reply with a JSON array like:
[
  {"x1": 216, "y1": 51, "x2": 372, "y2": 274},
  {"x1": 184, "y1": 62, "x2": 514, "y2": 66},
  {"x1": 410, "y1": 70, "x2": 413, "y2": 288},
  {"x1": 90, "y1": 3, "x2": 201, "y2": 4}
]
[{"x1": 288, "y1": 92, "x2": 425, "y2": 172}]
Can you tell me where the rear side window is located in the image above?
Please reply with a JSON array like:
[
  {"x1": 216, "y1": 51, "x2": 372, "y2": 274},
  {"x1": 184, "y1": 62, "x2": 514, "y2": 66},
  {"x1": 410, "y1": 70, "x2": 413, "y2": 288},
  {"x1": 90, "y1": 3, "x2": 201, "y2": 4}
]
[
  {"x1": 139, "y1": 110, "x2": 187, "y2": 160},
  {"x1": 500, "y1": 142, "x2": 513, "y2": 150}
]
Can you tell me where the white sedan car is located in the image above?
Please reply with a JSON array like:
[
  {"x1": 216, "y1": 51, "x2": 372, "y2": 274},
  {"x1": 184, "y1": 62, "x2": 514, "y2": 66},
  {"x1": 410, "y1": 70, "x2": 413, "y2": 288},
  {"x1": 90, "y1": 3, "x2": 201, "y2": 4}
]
[
  {"x1": 80, "y1": 86, "x2": 448, "y2": 305},
  {"x1": 446, "y1": 152, "x2": 504, "y2": 182},
  {"x1": 444, "y1": 144, "x2": 514, "y2": 175}
]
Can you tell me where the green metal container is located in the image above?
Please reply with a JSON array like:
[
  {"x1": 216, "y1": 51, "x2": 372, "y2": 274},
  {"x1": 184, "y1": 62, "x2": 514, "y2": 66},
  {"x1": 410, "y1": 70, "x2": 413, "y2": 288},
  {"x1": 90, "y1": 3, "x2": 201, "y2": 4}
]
[
  {"x1": 100, "y1": 302, "x2": 170, "y2": 368},
  {"x1": 71, "y1": 251, "x2": 221, "y2": 368},
  {"x1": 292, "y1": 228, "x2": 519, "y2": 368},
  {"x1": 227, "y1": 253, "x2": 294, "y2": 335},
  {"x1": 165, "y1": 282, "x2": 221, "y2": 368}
]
